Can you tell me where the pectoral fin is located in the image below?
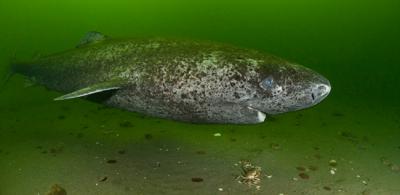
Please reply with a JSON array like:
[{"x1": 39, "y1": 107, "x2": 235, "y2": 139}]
[{"x1": 54, "y1": 80, "x2": 125, "y2": 101}]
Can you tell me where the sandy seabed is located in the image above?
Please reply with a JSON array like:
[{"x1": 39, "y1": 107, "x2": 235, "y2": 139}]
[{"x1": 0, "y1": 76, "x2": 399, "y2": 195}]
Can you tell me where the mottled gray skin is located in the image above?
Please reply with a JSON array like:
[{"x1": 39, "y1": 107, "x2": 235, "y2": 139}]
[{"x1": 13, "y1": 35, "x2": 331, "y2": 124}]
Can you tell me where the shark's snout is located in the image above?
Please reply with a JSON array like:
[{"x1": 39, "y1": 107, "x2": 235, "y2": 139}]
[{"x1": 311, "y1": 77, "x2": 331, "y2": 104}]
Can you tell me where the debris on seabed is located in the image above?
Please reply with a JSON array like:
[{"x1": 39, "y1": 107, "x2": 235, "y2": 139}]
[
  {"x1": 270, "y1": 143, "x2": 281, "y2": 150},
  {"x1": 144, "y1": 133, "x2": 153, "y2": 140},
  {"x1": 308, "y1": 165, "x2": 318, "y2": 171},
  {"x1": 329, "y1": 159, "x2": 338, "y2": 167},
  {"x1": 330, "y1": 168, "x2": 337, "y2": 175},
  {"x1": 118, "y1": 150, "x2": 126, "y2": 154},
  {"x1": 98, "y1": 176, "x2": 108, "y2": 182},
  {"x1": 196, "y1": 150, "x2": 206, "y2": 155},
  {"x1": 106, "y1": 159, "x2": 117, "y2": 164},
  {"x1": 213, "y1": 133, "x2": 222, "y2": 137},
  {"x1": 191, "y1": 177, "x2": 204, "y2": 182},
  {"x1": 296, "y1": 166, "x2": 306, "y2": 171},
  {"x1": 46, "y1": 184, "x2": 67, "y2": 195},
  {"x1": 155, "y1": 161, "x2": 161, "y2": 167},
  {"x1": 380, "y1": 157, "x2": 400, "y2": 172},
  {"x1": 298, "y1": 172, "x2": 310, "y2": 179}
]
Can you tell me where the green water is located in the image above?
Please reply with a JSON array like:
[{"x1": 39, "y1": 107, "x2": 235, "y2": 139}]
[{"x1": 0, "y1": 0, "x2": 399, "y2": 194}]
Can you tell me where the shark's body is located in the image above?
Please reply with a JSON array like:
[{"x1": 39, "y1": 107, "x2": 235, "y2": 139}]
[{"x1": 12, "y1": 32, "x2": 331, "y2": 124}]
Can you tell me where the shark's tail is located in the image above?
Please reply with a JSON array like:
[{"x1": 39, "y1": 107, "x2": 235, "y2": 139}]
[{"x1": 0, "y1": 53, "x2": 16, "y2": 91}]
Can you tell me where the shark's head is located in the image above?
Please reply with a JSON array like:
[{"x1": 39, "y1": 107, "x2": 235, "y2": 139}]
[{"x1": 246, "y1": 62, "x2": 331, "y2": 115}]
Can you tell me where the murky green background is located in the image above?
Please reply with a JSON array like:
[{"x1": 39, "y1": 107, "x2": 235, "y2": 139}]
[{"x1": 1, "y1": 0, "x2": 399, "y2": 194}]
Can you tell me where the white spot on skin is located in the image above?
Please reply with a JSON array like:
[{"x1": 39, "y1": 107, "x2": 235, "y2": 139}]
[{"x1": 271, "y1": 85, "x2": 283, "y2": 95}]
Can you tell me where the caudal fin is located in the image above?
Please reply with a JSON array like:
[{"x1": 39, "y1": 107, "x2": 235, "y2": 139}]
[
  {"x1": 0, "y1": 54, "x2": 16, "y2": 91},
  {"x1": 0, "y1": 70, "x2": 13, "y2": 90}
]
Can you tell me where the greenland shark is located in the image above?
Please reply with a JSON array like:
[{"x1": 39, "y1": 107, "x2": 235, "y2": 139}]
[{"x1": 11, "y1": 31, "x2": 331, "y2": 124}]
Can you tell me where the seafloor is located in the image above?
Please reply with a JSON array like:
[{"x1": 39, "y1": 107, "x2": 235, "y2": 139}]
[
  {"x1": 1, "y1": 1, "x2": 399, "y2": 194},
  {"x1": 0, "y1": 73, "x2": 399, "y2": 194}
]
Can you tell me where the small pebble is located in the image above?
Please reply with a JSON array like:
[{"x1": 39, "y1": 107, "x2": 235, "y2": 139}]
[
  {"x1": 144, "y1": 134, "x2": 153, "y2": 140},
  {"x1": 270, "y1": 143, "x2": 281, "y2": 150},
  {"x1": 323, "y1": 186, "x2": 331, "y2": 191},
  {"x1": 196, "y1": 150, "x2": 206, "y2": 155},
  {"x1": 308, "y1": 165, "x2": 318, "y2": 171},
  {"x1": 332, "y1": 112, "x2": 344, "y2": 117},
  {"x1": 99, "y1": 176, "x2": 108, "y2": 182},
  {"x1": 118, "y1": 150, "x2": 126, "y2": 154},
  {"x1": 155, "y1": 162, "x2": 161, "y2": 167},
  {"x1": 76, "y1": 133, "x2": 84, "y2": 138},
  {"x1": 390, "y1": 164, "x2": 400, "y2": 171},
  {"x1": 107, "y1": 159, "x2": 117, "y2": 164},
  {"x1": 298, "y1": 173, "x2": 309, "y2": 179},
  {"x1": 329, "y1": 160, "x2": 338, "y2": 167},
  {"x1": 362, "y1": 189, "x2": 371, "y2": 195},
  {"x1": 119, "y1": 121, "x2": 133, "y2": 128},
  {"x1": 47, "y1": 184, "x2": 66, "y2": 195},
  {"x1": 296, "y1": 166, "x2": 306, "y2": 171},
  {"x1": 191, "y1": 177, "x2": 204, "y2": 182}
]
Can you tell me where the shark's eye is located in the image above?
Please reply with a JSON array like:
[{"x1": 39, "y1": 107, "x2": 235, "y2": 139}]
[{"x1": 260, "y1": 76, "x2": 274, "y2": 90}]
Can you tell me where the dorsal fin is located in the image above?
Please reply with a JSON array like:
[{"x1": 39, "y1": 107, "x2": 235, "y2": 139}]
[{"x1": 76, "y1": 31, "x2": 108, "y2": 48}]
